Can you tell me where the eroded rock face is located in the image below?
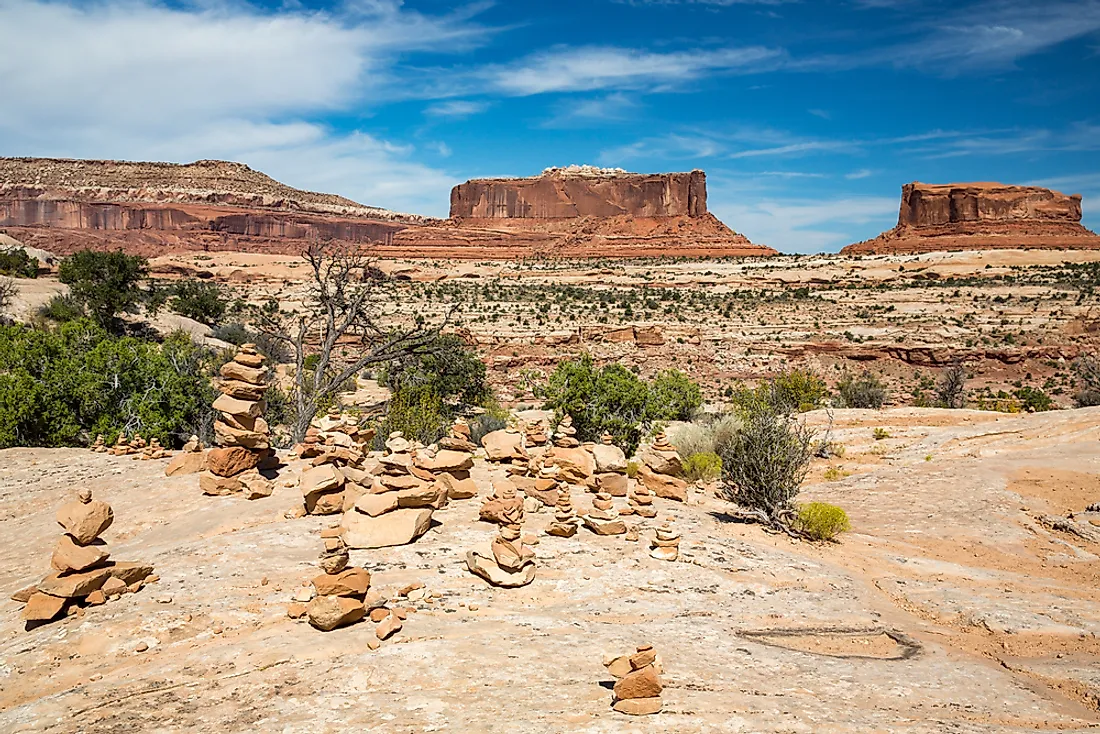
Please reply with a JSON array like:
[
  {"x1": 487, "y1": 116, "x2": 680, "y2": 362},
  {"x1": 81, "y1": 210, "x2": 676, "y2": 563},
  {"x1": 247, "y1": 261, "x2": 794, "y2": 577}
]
[{"x1": 844, "y1": 182, "x2": 1100, "y2": 254}]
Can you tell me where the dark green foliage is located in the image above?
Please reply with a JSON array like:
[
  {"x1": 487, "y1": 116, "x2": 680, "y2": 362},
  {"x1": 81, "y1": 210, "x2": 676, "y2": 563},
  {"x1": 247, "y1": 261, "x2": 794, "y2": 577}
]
[
  {"x1": 39, "y1": 294, "x2": 85, "y2": 323},
  {"x1": 648, "y1": 369, "x2": 703, "y2": 421},
  {"x1": 468, "y1": 403, "x2": 510, "y2": 445},
  {"x1": 0, "y1": 319, "x2": 217, "y2": 448},
  {"x1": 381, "y1": 334, "x2": 491, "y2": 410},
  {"x1": 58, "y1": 250, "x2": 148, "y2": 330},
  {"x1": 170, "y1": 280, "x2": 227, "y2": 325},
  {"x1": 835, "y1": 370, "x2": 888, "y2": 409},
  {"x1": 540, "y1": 355, "x2": 655, "y2": 455},
  {"x1": 210, "y1": 321, "x2": 251, "y2": 346},
  {"x1": 1013, "y1": 386, "x2": 1054, "y2": 413},
  {"x1": 377, "y1": 388, "x2": 450, "y2": 447},
  {"x1": 0, "y1": 247, "x2": 39, "y2": 278},
  {"x1": 729, "y1": 369, "x2": 828, "y2": 414},
  {"x1": 720, "y1": 386, "x2": 814, "y2": 519}
]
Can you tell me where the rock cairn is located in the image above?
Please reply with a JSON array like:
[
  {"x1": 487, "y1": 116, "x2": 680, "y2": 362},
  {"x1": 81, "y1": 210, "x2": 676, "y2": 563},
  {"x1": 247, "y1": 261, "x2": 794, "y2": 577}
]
[
  {"x1": 522, "y1": 418, "x2": 550, "y2": 447},
  {"x1": 637, "y1": 432, "x2": 688, "y2": 502},
  {"x1": 481, "y1": 422, "x2": 528, "y2": 464},
  {"x1": 165, "y1": 435, "x2": 206, "y2": 476},
  {"x1": 553, "y1": 415, "x2": 580, "y2": 448},
  {"x1": 649, "y1": 522, "x2": 681, "y2": 561},
  {"x1": 605, "y1": 645, "x2": 664, "y2": 715},
  {"x1": 16, "y1": 490, "x2": 154, "y2": 626},
  {"x1": 340, "y1": 432, "x2": 445, "y2": 549},
  {"x1": 107, "y1": 433, "x2": 141, "y2": 456},
  {"x1": 591, "y1": 433, "x2": 629, "y2": 497},
  {"x1": 512, "y1": 463, "x2": 561, "y2": 508},
  {"x1": 296, "y1": 411, "x2": 376, "y2": 516},
  {"x1": 303, "y1": 526, "x2": 370, "y2": 631},
  {"x1": 422, "y1": 420, "x2": 478, "y2": 500},
  {"x1": 545, "y1": 485, "x2": 579, "y2": 537},
  {"x1": 90, "y1": 435, "x2": 106, "y2": 452},
  {"x1": 583, "y1": 491, "x2": 627, "y2": 536},
  {"x1": 622, "y1": 481, "x2": 657, "y2": 518},
  {"x1": 479, "y1": 481, "x2": 524, "y2": 525},
  {"x1": 467, "y1": 511, "x2": 536, "y2": 587},
  {"x1": 200, "y1": 344, "x2": 274, "y2": 499},
  {"x1": 136, "y1": 438, "x2": 169, "y2": 460}
]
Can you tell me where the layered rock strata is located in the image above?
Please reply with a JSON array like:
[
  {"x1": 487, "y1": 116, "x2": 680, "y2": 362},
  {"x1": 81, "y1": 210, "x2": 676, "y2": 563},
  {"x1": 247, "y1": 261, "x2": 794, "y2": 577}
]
[{"x1": 844, "y1": 182, "x2": 1100, "y2": 254}]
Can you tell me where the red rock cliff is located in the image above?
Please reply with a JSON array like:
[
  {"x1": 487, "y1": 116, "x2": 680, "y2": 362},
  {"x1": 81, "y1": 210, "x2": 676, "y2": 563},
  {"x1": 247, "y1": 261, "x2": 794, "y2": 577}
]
[{"x1": 844, "y1": 182, "x2": 1100, "y2": 254}]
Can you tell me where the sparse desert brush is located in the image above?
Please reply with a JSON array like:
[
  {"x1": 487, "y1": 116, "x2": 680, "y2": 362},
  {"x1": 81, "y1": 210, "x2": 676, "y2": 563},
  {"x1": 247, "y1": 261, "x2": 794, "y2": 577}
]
[
  {"x1": 670, "y1": 413, "x2": 741, "y2": 459},
  {"x1": 835, "y1": 371, "x2": 888, "y2": 409},
  {"x1": 822, "y1": 466, "x2": 850, "y2": 482},
  {"x1": 795, "y1": 502, "x2": 851, "y2": 541},
  {"x1": 682, "y1": 451, "x2": 723, "y2": 482},
  {"x1": 873, "y1": 427, "x2": 890, "y2": 440},
  {"x1": 625, "y1": 460, "x2": 640, "y2": 478}
]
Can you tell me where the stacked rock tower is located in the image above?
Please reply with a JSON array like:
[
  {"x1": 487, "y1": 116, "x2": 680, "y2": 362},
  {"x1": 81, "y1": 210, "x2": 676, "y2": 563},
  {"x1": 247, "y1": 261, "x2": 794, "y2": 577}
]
[
  {"x1": 200, "y1": 344, "x2": 274, "y2": 499},
  {"x1": 605, "y1": 644, "x2": 665, "y2": 715}
]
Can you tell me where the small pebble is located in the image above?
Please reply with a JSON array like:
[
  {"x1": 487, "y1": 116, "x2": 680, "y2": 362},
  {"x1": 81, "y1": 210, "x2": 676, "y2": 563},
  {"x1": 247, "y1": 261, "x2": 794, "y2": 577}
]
[
  {"x1": 156, "y1": 596, "x2": 173, "y2": 604},
  {"x1": 135, "y1": 642, "x2": 149, "y2": 653}
]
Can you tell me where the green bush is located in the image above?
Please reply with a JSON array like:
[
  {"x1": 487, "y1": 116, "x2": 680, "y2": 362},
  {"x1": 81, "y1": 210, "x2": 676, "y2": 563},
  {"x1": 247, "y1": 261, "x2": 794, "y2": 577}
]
[
  {"x1": 58, "y1": 250, "x2": 148, "y2": 330},
  {"x1": 377, "y1": 388, "x2": 450, "y2": 447},
  {"x1": 872, "y1": 427, "x2": 890, "y2": 440},
  {"x1": 541, "y1": 355, "x2": 652, "y2": 455},
  {"x1": 731, "y1": 369, "x2": 827, "y2": 414},
  {"x1": 835, "y1": 371, "x2": 888, "y2": 409},
  {"x1": 170, "y1": 280, "x2": 227, "y2": 325},
  {"x1": 0, "y1": 247, "x2": 39, "y2": 278},
  {"x1": 682, "y1": 451, "x2": 722, "y2": 482},
  {"x1": 210, "y1": 321, "x2": 251, "y2": 346},
  {"x1": 720, "y1": 386, "x2": 815, "y2": 518},
  {"x1": 648, "y1": 369, "x2": 703, "y2": 421},
  {"x1": 39, "y1": 294, "x2": 85, "y2": 323},
  {"x1": 0, "y1": 319, "x2": 217, "y2": 447},
  {"x1": 671, "y1": 413, "x2": 741, "y2": 459},
  {"x1": 795, "y1": 502, "x2": 851, "y2": 541},
  {"x1": 381, "y1": 334, "x2": 491, "y2": 411},
  {"x1": 1013, "y1": 386, "x2": 1054, "y2": 413}
]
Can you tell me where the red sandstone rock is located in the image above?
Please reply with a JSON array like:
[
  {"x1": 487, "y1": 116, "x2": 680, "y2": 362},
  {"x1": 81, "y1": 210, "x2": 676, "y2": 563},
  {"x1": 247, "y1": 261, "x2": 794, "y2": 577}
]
[{"x1": 843, "y1": 182, "x2": 1100, "y2": 255}]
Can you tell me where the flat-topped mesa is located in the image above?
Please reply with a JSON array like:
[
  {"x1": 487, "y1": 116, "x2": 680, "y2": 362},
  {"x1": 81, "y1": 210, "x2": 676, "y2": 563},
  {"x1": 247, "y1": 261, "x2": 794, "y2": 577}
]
[
  {"x1": 843, "y1": 182, "x2": 1100, "y2": 255},
  {"x1": 450, "y1": 168, "x2": 708, "y2": 219}
]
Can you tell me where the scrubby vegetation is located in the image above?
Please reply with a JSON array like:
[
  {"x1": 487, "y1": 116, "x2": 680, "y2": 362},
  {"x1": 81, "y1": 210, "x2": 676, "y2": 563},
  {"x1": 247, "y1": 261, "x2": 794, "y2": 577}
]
[
  {"x1": 730, "y1": 369, "x2": 827, "y2": 414},
  {"x1": 682, "y1": 451, "x2": 722, "y2": 482},
  {"x1": 540, "y1": 355, "x2": 702, "y2": 454},
  {"x1": 169, "y1": 280, "x2": 228, "y2": 325},
  {"x1": 58, "y1": 250, "x2": 148, "y2": 330},
  {"x1": 0, "y1": 247, "x2": 39, "y2": 278},
  {"x1": 795, "y1": 502, "x2": 851, "y2": 541},
  {"x1": 0, "y1": 319, "x2": 217, "y2": 448},
  {"x1": 935, "y1": 363, "x2": 968, "y2": 409},
  {"x1": 835, "y1": 371, "x2": 888, "y2": 409},
  {"x1": 1073, "y1": 353, "x2": 1100, "y2": 407}
]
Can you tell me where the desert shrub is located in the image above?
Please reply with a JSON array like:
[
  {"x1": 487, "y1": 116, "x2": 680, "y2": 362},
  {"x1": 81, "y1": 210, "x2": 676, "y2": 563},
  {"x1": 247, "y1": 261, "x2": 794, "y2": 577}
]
[
  {"x1": 935, "y1": 363, "x2": 968, "y2": 409},
  {"x1": 377, "y1": 388, "x2": 449, "y2": 447},
  {"x1": 682, "y1": 451, "x2": 722, "y2": 482},
  {"x1": 0, "y1": 247, "x2": 38, "y2": 278},
  {"x1": 169, "y1": 280, "x2": 227, "y2": 325},
  {"x1": 381, "y1": 334, "x2": 491, "y2": 411},
  {"x1": 468, "y1": 402, "x2": 509, "y2": 445},
  {"x1": 1073, "y1": 353, "x2": 1100, "y2": 407},
  {"x1": 670, "y1": 413, "x2": 741, "y2": 459},
  {"x1": 39, "y1": 294, "x2": 85, "y2": 323},
  {"x1": 541, "y1": 355, "x2": 651, "y2": 454},
  {"x1": 731, "y1": 369, "x2": 827, "y2": 414},
  {"x1": 0, "y1": 277, "x2": 14, "y2": 312},
  {"x1": 795, "y1": 502, "x2": 851, "y2": 541},
  {"x1": 647, "y1": 369, "x2": 703, "y2": 421},
  {"x1": 835, "y1": 371, "x2": 888, "y2": 409},
  {"x1": 625, "y1": 460, "x2": 640, "y2": 478},
  {"x1": 1014, "y1": 386, "x2": 1054, "y2": 413},
  {"x1": 210, "y1": 321, "x2": 251, "y2": 346},
  {"x1": 720, "y1": 387, "x2": 815, "y2": 520},
  {"x1": 58, "y1": 250, "x2": 148, "y2": 330},
  {"x1": 822, "y1": 466, "x2": 850, "y2": 482},
  {"x1": 872, "y1": 427, "x2": 890, "y2": 440},
  {"x1": 0, "y1": 319, "x2": 217, "y2": 447}
]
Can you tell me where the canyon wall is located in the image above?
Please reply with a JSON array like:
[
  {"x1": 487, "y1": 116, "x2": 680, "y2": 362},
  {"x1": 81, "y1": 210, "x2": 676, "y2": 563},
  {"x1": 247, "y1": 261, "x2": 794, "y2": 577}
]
[{"x1": 844, "y1": 182, "x2": 1100, "y2": 255}]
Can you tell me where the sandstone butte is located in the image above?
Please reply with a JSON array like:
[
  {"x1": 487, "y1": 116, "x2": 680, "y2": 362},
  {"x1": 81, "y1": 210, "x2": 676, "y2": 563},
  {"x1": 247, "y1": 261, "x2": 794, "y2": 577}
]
[
  {"x1": 842, "y1": 181, "x2": 1100, "y2": 255},
  {"x1": 0, "y1": 158, "x2": 776, "y2": 259}
]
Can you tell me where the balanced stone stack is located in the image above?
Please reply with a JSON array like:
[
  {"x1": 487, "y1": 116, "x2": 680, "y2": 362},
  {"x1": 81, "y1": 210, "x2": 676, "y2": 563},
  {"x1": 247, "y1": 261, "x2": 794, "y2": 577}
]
[
  {"x1": 649, "y1": 522, "x2": 681, "y2": 561},
  {"x1": 582, "y1": 491, "x2": 627, "y2": 536},
  {"x1": 553, "y1": 415, "x2": 580, "y2": 448},
  {"x1": 296, "y1": 412, "x2": 376, "y2": 515},
  {"x1": 303, "y1": 526, "x2": 370, "y2": 631},
  {"x1": 136, "y1": 438, "x2": 169, "y2": 460},
  {"x1": 17, "y1": 490, "x2": 154, "y2": 626},
  {"x1": 545, "y1": 485, "x2": 579, "y2": 537},
  {"x1": 479, "y1": 481, "x2": 524, "y2": 525},
  {"x1": 637, "y1": 432, "x2": 688, "y2": 502},
  {"x1": 621, "y1": 481, "x2": 657, "y2": 518},
  {"x1": 590, "y1": 433, "x2": 629, "y2": 497},
  {"x1": 200, "y1": 345, "x2": 274, "y2": 499},
  {"x1": 467, "y1": 517, "x2": 536, "y2": 587},
  {"x1": 340, "y1": 432, "x2": 445, "y2": 549},
  {"x1": 108, "y1": 433, "x2": 140, "y2": 456},
  {"x1": 90, "y1": 435, "x2": 106, "y2": 452},
  {"x1": 423, "y1": 420, "x2": 478, "y2": 500},
  {"x1": 605, "y1": 645, "x2": 664, "y2": 715},
  {"x1": 512, "y1": 464, "x2": 561, "y2": 508},
  {"x1": 523, "y1": 419, "x2": 550, "y2": 447}
]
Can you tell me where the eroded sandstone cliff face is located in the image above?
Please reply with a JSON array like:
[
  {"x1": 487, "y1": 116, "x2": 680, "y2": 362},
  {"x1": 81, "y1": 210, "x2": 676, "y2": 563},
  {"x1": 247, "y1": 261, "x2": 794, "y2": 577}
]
[
  {"x1": 0, "y1": 158, "x2": 773, "y2": 259},
  {"x1": 843, "y1": 182, "x2": 1100, "y2": 254}
]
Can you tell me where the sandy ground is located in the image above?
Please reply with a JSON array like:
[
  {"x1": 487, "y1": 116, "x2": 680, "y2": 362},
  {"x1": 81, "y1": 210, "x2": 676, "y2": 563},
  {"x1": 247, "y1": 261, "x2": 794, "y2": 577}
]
[{"x1": 1, "y1": 407, "x2": 1099, "y2": 732}]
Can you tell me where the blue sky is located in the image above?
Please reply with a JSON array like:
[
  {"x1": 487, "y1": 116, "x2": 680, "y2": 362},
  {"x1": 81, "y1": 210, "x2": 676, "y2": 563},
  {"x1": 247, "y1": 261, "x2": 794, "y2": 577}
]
[{"x1": 1, "y1": 0, "x2": 1098, "y2": 252}]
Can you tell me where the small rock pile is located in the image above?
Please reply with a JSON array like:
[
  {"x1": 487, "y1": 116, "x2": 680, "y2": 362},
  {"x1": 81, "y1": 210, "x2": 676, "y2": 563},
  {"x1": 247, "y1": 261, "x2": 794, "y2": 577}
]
[
  {"x1": 649, "y1": 521, "x2": 681, "y2": 561},
  {"x1": 90, "y1": 434, "x2": 106, "y2": 452},
  {"x1": 481, "y1": 423, "x2": 528, "y2": 464},
  {"x1": 200, "y1": 345, "x2": 275, "y2": 499},
  {"x1": 605, "y1": 644, "x2": 664, "y2": 715},
  {"x1": 421, "y1": 420, "x2": 478, "y2": 500},
  {"x1": 136, "y1": 438, "x2": 170, "y2": 460},
  {"x1": 16, "y1": 490, "x2": 154, "y2": 626},
  {"x1": 107, "y1": 433, "x2": 143, "y2": 456},
  {"x1": 340, "y1": 432, "x2": 445, "y2": 549},
  {"x1": 296, "y1": 411, "x2": 376, "y2": 516},
  {"x1": 523, "y1": 418, "x2": 550, "y2": 447},
  {"x1": 479, "y1": 481, "x2": 524, "y2": 525},
  {"x1": 637, "y1": 432, "x2": 688, "y2": 502},
  {"x1": 583, "y1": 491, "x2": 627, "y2": 536},
  {"x1": 553, "y1": 415, "x2": 580, "y2": 448},
  {"x1": 467, "y1": 513, "x2": 536, "y2": 588},
  {"x1": 545, "y1": 485, "x2": 579, "y2": 537},
  {"x1": 302, "y1": 526, "x2": 370, "y2": 631},
  {"x1": 622, "y1": 480, "x2": 657, "y2": 519},
  {"x1": 591, "y1": 433, "x2": 629, "y2": 497},
  {"x1": 165, "y1": 435, "x2": 207, "y2": 476}
]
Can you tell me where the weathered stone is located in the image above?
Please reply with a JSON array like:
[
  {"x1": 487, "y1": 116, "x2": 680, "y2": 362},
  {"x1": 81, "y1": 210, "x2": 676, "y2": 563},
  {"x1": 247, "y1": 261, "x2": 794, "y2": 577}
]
[
  {"x1": 342, "y1": 508, "x2": 434, "y2": 549},
  {"x1": 591, "y1": 443, "x2": 628, "y2": 473},
  {"x1": 104, "y1": 561, "x2": 154, "y2": 586},
  {"x1": 481, "y1": 429, "x2": 527, "y2": 461},
  {"x1": 219, "y1": 360, "x2": 268, "y2": 385},
  {"x1": 614, "y1": 665, "x2": 663, "y2": 700},
  {"x1": 37, "y1": 567, "x2": 111, "y2": 598},
  {"x1": 395, "y1": 483, "x2": 448, "y2": 510},
  {"x1": 102, "y1": 576, "x2": 128, "y2": 597},
  {"x1": 546, "y1": 447, "x2": 596, "y2": 482},
  {"x1": 165, "y1": 450, "x2": 207, "y2": 476},
  {"x1": 583, "y1": 516, "x2": 627, "y2": 536},
  {"x1": 212, "y1": 393, "x2": 265, "y2": 419},
  {"x1": 312, "y1": 568, "x2": 370, "y2": 598},
  {"x1": 213, "y1": 418, "x2": 270, "y2": 450},
  {"x1": 51, "y1": 536, "x2": 109, "y2": 574},
  {"x1": 637, "y1": 466, "x2": 688, "y2": 502},
  {"x1": 597, "y1": 472, "x2": 629, "y2": 497},
  {"x1": 207, "y1": 446, "x2": 261, "y2": 477},
  {"x1": 11, "y1": 585, "x2": 37, "y2": 603},
  {"x1": 301, "y1": 465, "x2": 344, "y2": 501},
  {"x1": 306, "y1": 595, "x2": 365, "y2": 631},
  {"x1": 217, "y1": 378, "x2": 267, "y2": 401},
  {"x1": 200, "y1": 471, "x2": 242, "y2": 496},
  {"x1": 354, "y1": 492, "x2": 399, "y2": 517},
  {"x1": 439, "y1": 472, "x2": 478, "y2": 500},
  {"x1": 422, "y1": 449, "x2": 473, "y2": 473},
  {"x1": 22, "y1": 592, "x2": 66, "y2": 622},
  {"x1": 465, "y1": 550, "x2": 536, "y2": 588},
  {"x1": 375, "y1": 613, "x2": 403, "y2": 640},
  {"x1": 613, "y1": 697, "x2": 663, "y2": 716},
  {"x1": 239, "y1": 469, "x2": 274, "y2": 500},
  {"x1": 55, "y1": 495, "x2": 113, "y2": 544},
  {"x1": 306, "y1": 490, "x2": 345, "y2": 516}
]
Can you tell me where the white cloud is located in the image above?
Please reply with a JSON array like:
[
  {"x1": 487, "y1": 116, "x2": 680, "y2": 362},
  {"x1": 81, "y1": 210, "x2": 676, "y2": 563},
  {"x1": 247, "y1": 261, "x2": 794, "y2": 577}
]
[
  {"x1": 424, "y1": 100, "x2": 490, "y2": 118},
  {"x1": 846, "y1": 168, "x2": 873, "y2": 179},
  {"x1": 0, "y1": 0, "x2": 491, "y2": 213},
  {"x1": 714, "y1": 195, "x2": 899, "y2": 253}
]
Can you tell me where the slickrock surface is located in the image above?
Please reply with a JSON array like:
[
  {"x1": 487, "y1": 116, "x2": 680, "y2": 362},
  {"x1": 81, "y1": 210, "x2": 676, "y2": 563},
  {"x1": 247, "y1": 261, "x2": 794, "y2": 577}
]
[
  {"x1": 844, "y1": 182, "x2": 1100, "y2": 254},
  {"x1": 2, "y1": 409, "x2": 1100, "y2": 731}
]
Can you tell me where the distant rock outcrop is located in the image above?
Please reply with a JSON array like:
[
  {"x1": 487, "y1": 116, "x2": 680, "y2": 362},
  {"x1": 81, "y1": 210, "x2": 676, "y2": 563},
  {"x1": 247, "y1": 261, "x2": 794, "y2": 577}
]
[
  {"x1": 0, "y1": 157, "x2": 775, "y2": 259},
  {"x1": 843, "y1": 182, "x2": 1100, "y2": 255}
]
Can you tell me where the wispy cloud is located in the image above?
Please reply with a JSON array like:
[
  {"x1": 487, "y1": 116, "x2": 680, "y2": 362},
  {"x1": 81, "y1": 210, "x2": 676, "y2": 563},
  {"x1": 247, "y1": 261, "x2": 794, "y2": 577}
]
[
  {"x1": 808, "y1": 108, "x2": 831, "y2": 119},
  {"x1": 846, "y1": 168, "x2": 873, "y2": 179},
  {"x1": 542, "y1": 93, "x2": 640, "y2": 128},
  {"x1": 423, "y1": 100, "x2": 490, "y2": 118},
  {"x1": 713, "y1": 194, "x2": 899, "y2": 253}
]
